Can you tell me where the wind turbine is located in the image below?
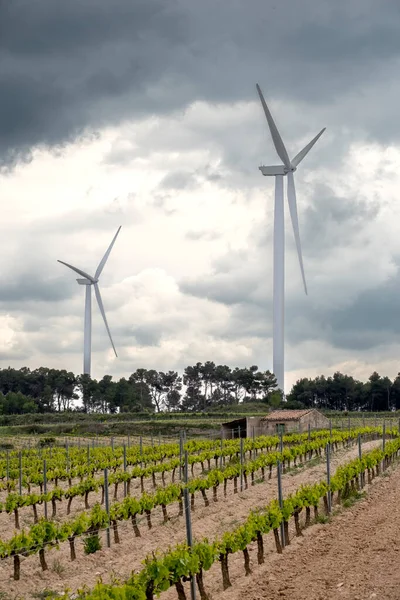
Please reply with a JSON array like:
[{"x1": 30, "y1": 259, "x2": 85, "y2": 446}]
[
  {"x1": 58, "y1": 226, "x2": 121, "y2": 376},
  {"x1": 256, "y1": 84, "x2": 325, "y2": 394}
]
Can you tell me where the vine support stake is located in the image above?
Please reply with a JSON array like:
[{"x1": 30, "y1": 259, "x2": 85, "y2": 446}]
[
  {"x1": 308, "y1": 423, "x2": 311, "y2": 443},
  {"x1": 183, "y1": 450, "x2": 196, "y2": 600},
  {"x1": 104, "y1": 468, "x2": 111, "y2": 548},
  {"x1": 382, "y1": 421, "x2": 386, "y2": 470},
  {"x1": 123, "y1": 443, "x2": 127, "y2": 497},
  {"x1": 326, "y1": 443, "x2": 331, "y2": 513},
  {"x1": 358, "y1": 434, "x2": 363, "y2": 488},
  {"x1": 179, "y1": 430, "x2": 184, "y2": 481},
  {"x1": 139, "y1": 435, "x2": 143, "y2": 456},
  {"x1": 240, "y1": 437, "x2": 244, "y2": 492},
  {"x1": 87, "y1": 443, "x2": 90, "y2": 468},
  {"x1": 329, "y1": 419, "x2": 332, "y2": 438},
  {"x1": 18, "y1": 451, "x2": 22, "y2": 495},
  {"x1": 277, "y1": 460, "x2": 285, "y2": 547},
  {"x1": 252, "y1": 426, "x2": 257, "y2": 457},
  {"x1": 6, "y1": 449, "x2": 9, "y2": 481},
  {"x1": 279, "y1": 431, "x2": 283, "y2": 454},
  {"x1": 44, "y1": 459, "x2": 48, "y2": 519}
]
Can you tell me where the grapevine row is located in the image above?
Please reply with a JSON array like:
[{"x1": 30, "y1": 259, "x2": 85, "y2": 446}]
[
  {"x1": 66, "y1": 437, "x2": 400, "y2": 600},
  {"x1": 0, "y1": 426, "x2": 387, "y2": 577},
  {"x1": 0, "y1": 427, "x2": 380, "y2": 528},
  {"x1": 0, "y1": 429, "x2": 338, "y2": 493}
]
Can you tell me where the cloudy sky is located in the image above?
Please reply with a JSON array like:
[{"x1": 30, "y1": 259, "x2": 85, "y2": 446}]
[{"x1": 1, "y1": 0, "x2": 400, "y2": 391}]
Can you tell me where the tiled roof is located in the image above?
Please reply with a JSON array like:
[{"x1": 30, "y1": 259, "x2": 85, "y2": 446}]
[{"x1": 261, "y1": 409, "x2": 314, "y2": 422}]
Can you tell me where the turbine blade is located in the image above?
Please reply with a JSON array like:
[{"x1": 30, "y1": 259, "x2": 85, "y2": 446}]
[
  {"x1": 57, "y1": 260, "x2": 95, "y2": 282},
  {"x1": 291, "y1": 128, "x2": 326, "y2": 168},
  {"x1": 286, "y1": 172, "x2": 307, "y2": 295},
  {"x1": 95, "y1": 226, "x2": 122, "y2": 280},
  {"x1": 256, "y1": 84, "x2": 291, "y2": 169},
  {"x1": 94, "y1": 283, "x2": 118, "y2": 357}
]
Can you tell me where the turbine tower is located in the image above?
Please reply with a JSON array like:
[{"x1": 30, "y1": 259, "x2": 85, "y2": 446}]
[
  {"x1": 58, "y1": 226, "x2": 121, "y2": 376},
  {"x1": 256, "y1": 84, "x2": 325, "y2": 394}
]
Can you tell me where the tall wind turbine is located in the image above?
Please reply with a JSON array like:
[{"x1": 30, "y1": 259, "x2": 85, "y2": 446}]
[
  {"x1": 256, "y1": 84, "x2": 325, "y2": 394},
  {"x1": 58, "y1": 226, "x2": 121, "y2": 376}
]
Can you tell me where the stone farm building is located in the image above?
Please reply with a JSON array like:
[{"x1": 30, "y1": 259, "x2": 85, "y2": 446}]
[{"x1": 221, "y1": 409, "x2": 330, "y2": 439}]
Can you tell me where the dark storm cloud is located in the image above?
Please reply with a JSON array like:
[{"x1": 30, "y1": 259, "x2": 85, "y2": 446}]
[
  {"x1": 113, "y1": 320, "x2": 190, "y2": 349},
  {"x1": 115, "y1": 324, "x2": 162, "y2": 348},
  {"x1": 179, "y1": 246, "x2": 264, "y2": 307},
  {"x1": 180, "y1": 182, "x2": 396, "y2": 353},
  {"x1": 159, "y1": 166, "x2": 224, "y2": 191},
  {"x1": 0, "y1": 348, "x2": 30, "y2": 361},
  {"x1": 281, "y1": 265, "x2": 400, "y2": 353},
  {"x1": 300, "y1": 184, "x2": 380, "y2": 257},
  {"x1": 0, "y1": 273, "x2": 75, "y2": 304},
  {"x1": 2, "y1": 0, "x2": 400, "y2": 165},
  {"x1": 326, "y1": 268, "x2": 400, "y2": 350}
]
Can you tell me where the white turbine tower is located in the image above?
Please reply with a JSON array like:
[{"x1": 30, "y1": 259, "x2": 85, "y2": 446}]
[
  {"x1": 58, "y1": 226, "x2": 121, "y2": 376},
  {"x1": 256, "y1": 84, "x2": 325, "y2": 395}
]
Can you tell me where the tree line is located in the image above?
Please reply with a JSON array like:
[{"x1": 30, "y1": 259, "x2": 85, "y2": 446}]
[
  {"x1": 0, "y1": 365, "x2": 399, "y2": 415},
  {"x1": 287, "y1": 371, "x2": 400, "y2": 412},
  {"x1": 0, "y1": 363, "x2": 277, "y2": 415}
]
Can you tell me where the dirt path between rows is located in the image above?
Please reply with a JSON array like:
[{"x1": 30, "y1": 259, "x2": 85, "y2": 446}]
[
  {"x1": 0, "y1": 439, "x2": 382, "y2": 599},
  {"x1": 219, "y1": 458, "x2": 400, "y2": 600}
]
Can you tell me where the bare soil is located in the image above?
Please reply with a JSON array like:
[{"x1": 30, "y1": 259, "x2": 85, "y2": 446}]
[
  {"x1": 217, "y1": 459, "x2": 400, "y2": 600},
  {"x1": 0, "y1": 439, "x2": 381, "y2": 598}
]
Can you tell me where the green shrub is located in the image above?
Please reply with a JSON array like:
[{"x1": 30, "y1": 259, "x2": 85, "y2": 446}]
[
  {"x1": 39, "y1": 436, "x2": 56, "y2": 447},
  {"x1": 84, "y1": 534, "x2": 102, "y2": 554}
]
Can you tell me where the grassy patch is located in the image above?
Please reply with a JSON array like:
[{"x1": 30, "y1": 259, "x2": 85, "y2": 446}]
[
  {"x1": 315, "y1": 514, "x2": 331, "y2": 524},
  {"x1": 342, "y1": 490, "x2": 366, "y2": 508},
  {"x1": 51, "y1": 558, "x2": 65, "y2": 576}
]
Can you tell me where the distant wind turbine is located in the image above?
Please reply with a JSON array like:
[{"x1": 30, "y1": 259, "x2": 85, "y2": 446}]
[
  {"x1": 256, "y1": 84, "x2": 325, "y2": 394},
  {"x1": 58, "y1": 226, "x2": 121, "y2": 376}
]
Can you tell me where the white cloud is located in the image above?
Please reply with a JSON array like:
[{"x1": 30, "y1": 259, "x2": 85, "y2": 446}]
[{"x1": 1, "y1": 96, "x2": 400, "y2": 393}]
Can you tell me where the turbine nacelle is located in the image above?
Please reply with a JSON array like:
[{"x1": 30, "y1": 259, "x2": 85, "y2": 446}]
[
  {"x1": 77, "y1": 278, "x2": 97, "y2": 286},
  {"x1": 259, "y1": 165, "x2": 296, "y2": 177}
]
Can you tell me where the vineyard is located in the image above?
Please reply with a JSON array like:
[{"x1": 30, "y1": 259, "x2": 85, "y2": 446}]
[{"x1": 0, "y1": 426, "x2": 397, "y2": 599}]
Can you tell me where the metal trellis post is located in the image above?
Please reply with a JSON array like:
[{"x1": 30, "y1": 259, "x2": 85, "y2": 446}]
[
  {"x1": 326, "y1": 444, "x2": 331, "y2": 513},
  {"x1": 183, "y1": 451, "x2": 196, "y2": 600},
  {"x1": 104, "y1": 468, "x2": 111, "y2": 548},
  {"x1": 44, "y1": 459, "x2": 48, "y2": 519},
  {"x1": 277, "y1": 460, "x2": 285, "y2": 547}
]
